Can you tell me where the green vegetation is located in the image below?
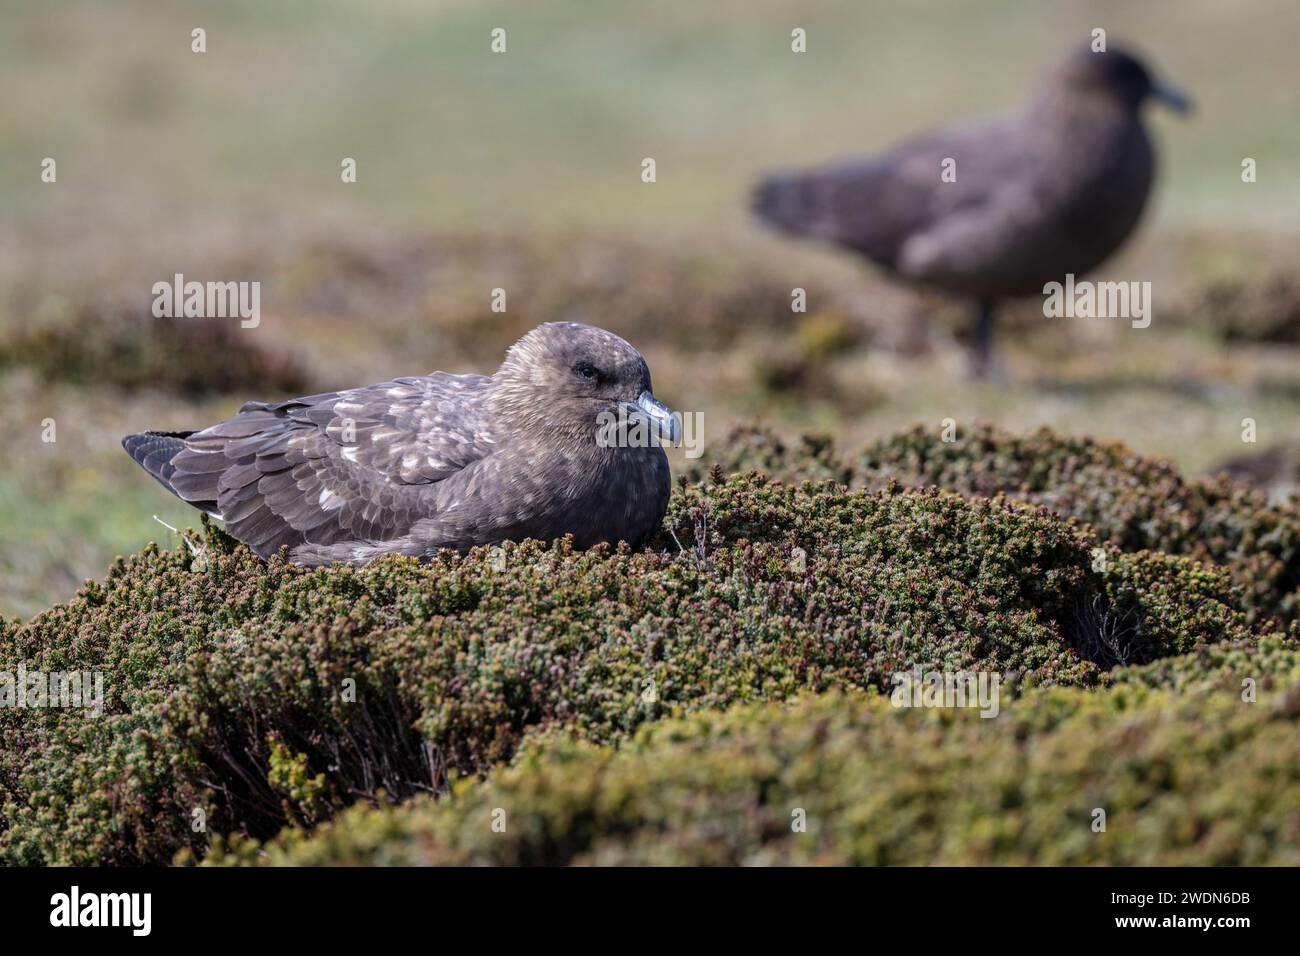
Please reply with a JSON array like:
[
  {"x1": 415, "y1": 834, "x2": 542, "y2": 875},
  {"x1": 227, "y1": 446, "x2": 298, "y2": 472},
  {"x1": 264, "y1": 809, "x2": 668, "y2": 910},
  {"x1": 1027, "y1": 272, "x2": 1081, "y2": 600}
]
[
  {"x1": 1, "y1": 428, "x2": 1292, "y2": 865},
  {"x1": 1202, "y1": 273, "x2": 1300, "y2": 344},
  {"x1": 857, "y1": 425, "x2": 1300, "y2": 627},
  {"x1": 4, "y1": 0, "x2": 1297, "y2": 229},
  {"x1": 693, "y1": 422, "x2": 1300, "y2": 627},
  {"x1": 4, "y1": 0, "x2": 1300, "y2": 866},
  {"x1": 218, "y1": 660, "x2": 1300, "y2": 866},
  {"x1": 0, "y1": 290, "x2": 309, "y2": 396}
]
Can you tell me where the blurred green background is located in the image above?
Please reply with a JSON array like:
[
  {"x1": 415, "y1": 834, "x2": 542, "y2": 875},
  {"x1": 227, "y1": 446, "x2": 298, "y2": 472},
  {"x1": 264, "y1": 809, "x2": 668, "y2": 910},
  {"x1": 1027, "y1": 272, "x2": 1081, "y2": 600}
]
[
  {"x1": 4, "y1": 0, "x2": 1298, "y2": 227},
  {"x1": 2, "y1": 0, "x2": 1299, "y2": 618}
]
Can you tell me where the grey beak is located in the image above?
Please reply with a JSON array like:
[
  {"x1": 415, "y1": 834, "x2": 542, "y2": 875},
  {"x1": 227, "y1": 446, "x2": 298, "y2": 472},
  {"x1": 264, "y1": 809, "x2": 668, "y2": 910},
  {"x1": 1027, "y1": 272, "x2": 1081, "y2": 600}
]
[
  {"x1": 632, "y1": 391, "x2": 681, "y2": 445},
  {"x1": 1152, "y1": 81, "x2": 1193, "y2": 115}
]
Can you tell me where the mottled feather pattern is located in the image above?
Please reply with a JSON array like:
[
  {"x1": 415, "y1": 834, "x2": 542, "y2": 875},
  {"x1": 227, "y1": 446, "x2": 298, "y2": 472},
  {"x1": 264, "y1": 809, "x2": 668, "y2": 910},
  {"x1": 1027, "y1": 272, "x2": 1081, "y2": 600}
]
[
  {"x1": 160, "y1": 373, "x2": 496, "y2": 557},
  {"x1": 124, "y1": 323, "x2": 673, "y2": 565}
]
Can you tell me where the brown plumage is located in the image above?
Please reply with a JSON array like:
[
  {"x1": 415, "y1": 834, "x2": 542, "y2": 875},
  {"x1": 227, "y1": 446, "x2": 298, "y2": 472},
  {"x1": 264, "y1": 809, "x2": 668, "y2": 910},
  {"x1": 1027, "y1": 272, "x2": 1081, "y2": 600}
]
[
  {"x1": 123, "y1": 323, "x2": 678, "y2": 565},
  {"x1": 754, "y1": 43, "x2": 1191, "y2": 374}
]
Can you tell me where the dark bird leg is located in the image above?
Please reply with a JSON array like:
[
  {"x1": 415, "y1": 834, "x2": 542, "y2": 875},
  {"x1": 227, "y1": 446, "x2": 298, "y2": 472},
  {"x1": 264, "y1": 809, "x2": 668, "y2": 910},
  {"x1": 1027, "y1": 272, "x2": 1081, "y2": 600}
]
[{"x1": 969, "y1": 298, "x2": 998, "y2": 379}]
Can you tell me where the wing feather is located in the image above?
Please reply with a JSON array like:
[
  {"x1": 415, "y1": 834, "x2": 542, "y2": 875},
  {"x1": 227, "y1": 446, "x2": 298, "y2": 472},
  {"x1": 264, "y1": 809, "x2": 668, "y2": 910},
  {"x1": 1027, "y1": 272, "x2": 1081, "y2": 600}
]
[{"x1": 166, "y1": 372, "x2": 496, "y2": 558}]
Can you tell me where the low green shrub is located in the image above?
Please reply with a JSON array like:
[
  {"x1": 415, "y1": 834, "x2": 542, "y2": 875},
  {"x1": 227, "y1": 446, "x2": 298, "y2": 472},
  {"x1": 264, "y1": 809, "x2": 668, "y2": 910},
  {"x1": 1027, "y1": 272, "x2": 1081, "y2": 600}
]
[
  {"x1": 0, "y1": 295, "x2": 310, "y2": 396},
  {"x1": 682, "y1": 425, "x2": 853, "y2": 486},
  {"x1": 0, "y1": 470, "x2": 1251, "y2": 864},
  {"x1": 1204, "y1": 273, "x2": 1300, "y2": 344},
  {"x1": 855, "y1": 424, "x2": 1300, "y2": 626},
  {"x1": 696, "y1": 423, "x2": 1300, "y2": 627},
  {"x1": 218, "y1": 650, "x2": 1300, "y2": 866}
]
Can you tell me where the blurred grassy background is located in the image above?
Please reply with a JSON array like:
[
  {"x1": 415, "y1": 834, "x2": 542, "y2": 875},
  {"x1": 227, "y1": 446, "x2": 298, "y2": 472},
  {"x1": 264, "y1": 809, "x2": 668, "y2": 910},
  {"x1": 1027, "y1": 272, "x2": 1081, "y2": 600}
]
[
  {"x1": 4, "y1": 0, "x2": 1298, "y2": 227},
  {"x1": 4, "y1": 0, "x2": 1300, "y2": 227},
  {"x1": 2, "y1": 0, "x2": 1299, "y2": 617}
]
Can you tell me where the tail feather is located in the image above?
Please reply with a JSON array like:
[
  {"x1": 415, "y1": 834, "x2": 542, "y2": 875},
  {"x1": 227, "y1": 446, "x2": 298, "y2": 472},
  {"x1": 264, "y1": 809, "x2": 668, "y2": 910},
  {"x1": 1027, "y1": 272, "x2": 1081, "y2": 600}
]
[
  {"x1": 122, "y1": 431, "x2": 220, "y2": 515},
  {"x1": 752, "y1": 172, "x2": 823, "y2": 236}
]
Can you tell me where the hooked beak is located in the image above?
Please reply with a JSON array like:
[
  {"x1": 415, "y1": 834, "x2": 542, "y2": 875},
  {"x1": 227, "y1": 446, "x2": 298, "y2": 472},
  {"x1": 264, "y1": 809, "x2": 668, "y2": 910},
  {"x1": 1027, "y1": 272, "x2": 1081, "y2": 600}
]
[
  {"x1": 1151, "y1": 81, "x2": 1193, "y2": 116},
  {"x1": 628, "y1": 391, "x2": 681, "y2": 445}
]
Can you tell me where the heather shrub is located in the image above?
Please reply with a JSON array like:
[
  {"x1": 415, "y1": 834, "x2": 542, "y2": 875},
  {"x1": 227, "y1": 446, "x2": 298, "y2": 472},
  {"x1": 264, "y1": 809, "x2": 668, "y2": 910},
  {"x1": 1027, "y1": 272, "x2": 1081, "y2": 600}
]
[
  {"x1": 0, "y1": 472, "x2": 1250, "y2": 864},
  {"x1": 0, "y1": 294, "x2": 309, "y2": 396},
  {"x1": 692, "y1": 423, "x2": 1300, "y2": 626},
  {"x1": 1113, "y1": 631, "x2": 1300, "y2": 694},
  {"x1": 854, "y1": 424, "x2": 1300, "y2": 626},
  {"x1": 284, "y1": 232, "x2": 866, "y2": 364},
  {"x1": 681, "y1": 425, "x2": 853, "y2": 486},
  {"x1": 1203, "y1": 273, "x2": 1300, "y2": 344},
  {"x1": 218, "y1": 661, "x2": 1300, "y2": 866}
]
